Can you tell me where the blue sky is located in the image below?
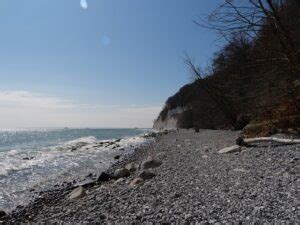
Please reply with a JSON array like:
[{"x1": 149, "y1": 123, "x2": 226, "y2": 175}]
[{"x1": 0, "y1": 0, "x2": 222, "y2": 128}]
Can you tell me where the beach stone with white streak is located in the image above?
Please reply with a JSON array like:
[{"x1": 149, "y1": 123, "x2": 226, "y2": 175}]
[
  {"x1": 69, "y1": 186, "x2": 86, "y2": 200},
  {"x1": 218, "y1": 145, "x2": 241, "y2": 154},
  {"x1": 141, "y1": 158, "x2": 162, "y2": 169},
  {"x1": 114, "y1": 168, "x2": 130, "y2": 179}
]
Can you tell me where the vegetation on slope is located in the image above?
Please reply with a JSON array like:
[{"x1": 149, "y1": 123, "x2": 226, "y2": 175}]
[{"x1": 155, "y1": 0, "x2": 300, "y2": 136}]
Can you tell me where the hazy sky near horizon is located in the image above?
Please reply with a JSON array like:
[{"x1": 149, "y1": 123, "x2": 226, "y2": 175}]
[{"x1": 0, "y1": 0, "x2": 222, "y2": 128}]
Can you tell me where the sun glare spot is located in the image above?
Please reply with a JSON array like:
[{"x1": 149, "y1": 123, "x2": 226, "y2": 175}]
[
  {"x1": 101, "y1": 35, "x2": 111, "y2": 46},
  {"x1": 80, "y1": 0, "x2": 88, "y2": 9}
]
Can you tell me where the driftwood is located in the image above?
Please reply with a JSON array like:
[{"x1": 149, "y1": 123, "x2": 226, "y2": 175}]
[
  {"x1": 218, "y1": 145, "x2": 241, "y2": 154},
  {"x1": 219, "y1": 137, "x2": 300, "y2": 154},
  {"x1": 243, "y1": 137, "x2": 300, "y2": 144}
]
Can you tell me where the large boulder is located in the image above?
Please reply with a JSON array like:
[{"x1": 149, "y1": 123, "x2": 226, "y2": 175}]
[
  {"x1": 141, "y1": 158, "x2": 162, "y2": 169},
  {"x1": 138, "y1": 170, "x2": 156, "y2": 180},
  {"x1": 125, "y1": 163, "x2": 137, "y2": 172},
  {"x1": 114, "y1": 168, "x2": 130, "y2": 179},
  {"x1": 69, "y1": 186, "x2": 86, "y2": 200}
]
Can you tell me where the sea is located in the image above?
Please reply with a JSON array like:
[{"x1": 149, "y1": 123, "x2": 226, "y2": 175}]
[{"x1": 0, "y1": 128, "x2": 153, "y2": 212}]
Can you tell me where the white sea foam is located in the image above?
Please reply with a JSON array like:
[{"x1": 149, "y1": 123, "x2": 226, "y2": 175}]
[
  {"x1": 64, "y1": 136, "x2": 98, "y2": 145},
  {"x1": 0, "y1": 129, "x2": 153, "y2": 211},
  {"x1": 0, "y1": 134, "x2": 151, "y2": 179}
]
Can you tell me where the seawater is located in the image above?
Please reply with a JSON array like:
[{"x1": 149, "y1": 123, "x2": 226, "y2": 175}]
[{"x1": 0, "y1": 128, "x2": 152, "y2": 212}]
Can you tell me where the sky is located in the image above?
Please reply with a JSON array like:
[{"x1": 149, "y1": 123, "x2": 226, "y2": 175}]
[{"x1": 0, "y1": 0, "x2": 222, "y2": 128}]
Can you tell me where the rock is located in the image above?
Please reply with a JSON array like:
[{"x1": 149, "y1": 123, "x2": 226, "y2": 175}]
[
  {"x1": 143, "y1": 132, "x2": 157, "y2": 138},
  {"x1": 171, "y1": 192, "x2": 182, "y2": 199},
  {"x1": 288, "y1": 128, "x2": 298, "y2": 134},
  {"x1": 283, "y1": 172, "x2": 290, "y2": 178},
  {"x1": 22, "y1": 156, "x2": 34, "y2": 160},
  {"x1": 114, "y1": 155, "x2": 120, "y2": 160},
  {"x1": 99, "y1": 214, "x2": 107, "y2": 220},
  {"x1": 156, "y1": 152, "x2": 165, "y2": 159},
  {"x1": 96, "y1": 172, "x2": 112, "y2": 182},
  {"x1": 185, "y1": 213, "x2": 192, "y2": 220},
  {"x1": 218, "y1": 145, "x2": 241, "y2": 154},
  {"x1": 86, "y1": 173, "x2": 93, "y2": 178},
  {"x1": 236, "y1": 136, "x2": 246, "y2": 146},
  {"x1": 0, "y1": 210, "x2": 6, "y2": 218},
  {"x1": 69, "y1": 186, "x2": 86, "y2": 200},
  {"x1": 114, "y1": 178, "x2": 125, "y2": 184},
  {"x1": 202, "y1": 155, "x2": 209, "y2": 159},
  {"x1": 141, "y1": 158, "x2": 162, "y2": 169},
  {"x1": 79, "y1": 180, "x2": 96, "y2": 188},
  {"x1": 125, "y1": 163, "x2": 137, "y2": 172},
  {"x1": 114, "y1": 168, "x2": 130, "y2": 179},
  {"x1": 130, "y1": 177, "x2": 144, "y2": 186},
  {"x1": 138, "y1": 170, "x2": 156, "y2": 180}
]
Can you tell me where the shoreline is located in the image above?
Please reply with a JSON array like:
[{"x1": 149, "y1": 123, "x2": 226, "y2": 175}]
[
  {"x1": 0, "y1": 129, "x2": 157, "y2": 212},
  {"x1": 1, "y1": 130, "x2": 165, "y2": 218},
  {"x1": 2, "y1": 129, "x2": 298, "y2": 223}
]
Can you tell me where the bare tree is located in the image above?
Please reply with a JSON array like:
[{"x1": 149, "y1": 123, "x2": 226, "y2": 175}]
[
  {"x1": 184, "y1": 55, "x2": 237, "y2": 127},
  {"x1": 196, "y1": 0, "x2": 299, "y2": 73}
]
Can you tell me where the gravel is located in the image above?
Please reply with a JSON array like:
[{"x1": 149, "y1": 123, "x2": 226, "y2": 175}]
[{"x1": 4, "y1": 129, "x2": 299, "y2": 223}]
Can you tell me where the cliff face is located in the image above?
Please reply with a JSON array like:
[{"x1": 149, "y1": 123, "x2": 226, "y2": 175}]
[
  {"x1": 153, "y1": 81, "x2": 233, "y2": 130},
  {"x1": 153, "y1": 107, "x2": 184, "y2": 130},
  {"x1": 153, "y1": 117, "x2": 178, "y2": 130}
]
